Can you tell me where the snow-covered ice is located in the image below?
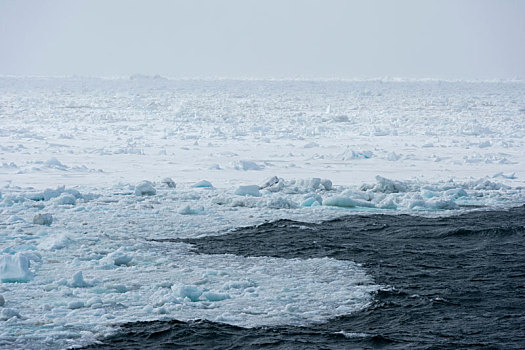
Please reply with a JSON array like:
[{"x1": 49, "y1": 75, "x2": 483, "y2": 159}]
[
  {"x1": 0, "y1": 77, "x2": 525, "y2": 348},
  {"x1": 134, "y1": 181, "x2": 156, "y2": 196},
  {"x1": 235, "y1": 185, "x2": 261, "y2": 197}
]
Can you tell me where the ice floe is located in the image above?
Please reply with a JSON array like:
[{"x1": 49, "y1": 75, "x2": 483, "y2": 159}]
[
  {"x1": 134, "y1": 181, "x2": 157, "y2": 196},
  {"x1": 0, "y1": 253, "x2": 33, "y2": 283}
]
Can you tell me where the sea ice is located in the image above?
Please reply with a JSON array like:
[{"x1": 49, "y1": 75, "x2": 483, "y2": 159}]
[
  {"x1": 260, "y1": 176, "x2": 280, "y2": 189},
  {"x1": 0, "y1": 308, "x2": 21, "y2": 320},
  {"x1": 43, "y1": 186, "x2": 66, "y2": 201},
  {"x1": 134, "y1": 181, "x2": 156, "y2": 196},
  {"x1": 301, "y1": 194, "x2": 323, "y2": 207},
  {"x1": 107, "y1": 250, "x2": 133, "y2": 266},
  {"x1": 0, "y1": 78, "x2": 524, "y2": 349},
  {"x1": 304, "y1": 142, "x2": 319, "y2": 148},
  {"x1": 175, "y1": 285, "x2": 203, "y2": 302},
  {"x1": 38, "y1": 233, "x2": 72, "y2": 250},
  {"x1": 233, "y1": 160, "x2": 263, "y2": 171},
  {"x1": 234, "y1": 185, "x2": 261, "y2": 197},
  {"x1": 161, "y1": 177, "x2": 176, "y2": 188},
  {"x1": 192, "y1": 180, "x2": 213, "y2": 188},
  {"x1": 7, "y1": 215, "x2": 24, "y2": 223},
  {"x1": 260, "y1": 176, "x2": 284, "y2": 192},
  {"x1": 55, "y1": 193, "x2": 76, "y2": 205},
  {"x1": 33, "y1": 213, "x2": 53, "y2": 225},
  {"x1": 266, "y1": 196, "x2": 299, "y2": 209},
  {"x1": 203, "y1": 291, "x2": 230, "y2": 301},
  {"x1": 324, "y1": 196, "x2": 375, "y2": 208},
  {"x1": 44, "y1": 157, "x2": 66, "y2": 169},
  {"x1": 68, "y1": 301, "x2": 85, "y2": 309},
  {"x1": 320, "y1": 179, "x2": 333, "y2": 191},
  {"x1": 179, "y1": 205, "x2": 204, "y2": 215},
  {"x1": 71, "y1": 271, "x2": 91, "y2": 288},
  {"x1": 86, "y1": 297, "x2": 103, "y2": 308},
  {"x1": 0, "y1": 253, "x2": 33, "y2": 283},
  {"x1": 361, "y1": 176, "x2": 408, "y2": 193}
]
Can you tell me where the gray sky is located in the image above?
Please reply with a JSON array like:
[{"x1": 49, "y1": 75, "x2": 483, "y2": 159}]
[{"x1": 1, "y1": 0, "x2": 524, "y2": 79}]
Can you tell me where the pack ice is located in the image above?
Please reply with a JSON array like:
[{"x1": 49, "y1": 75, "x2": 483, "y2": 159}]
[{"x1": 0, "y1": 77, "x2": 524, "y2": 349}]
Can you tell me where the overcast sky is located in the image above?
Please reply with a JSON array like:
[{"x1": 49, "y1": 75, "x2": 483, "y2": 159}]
[{"x1": 1, "y1": 0, "x2": 524, "y2": 79}]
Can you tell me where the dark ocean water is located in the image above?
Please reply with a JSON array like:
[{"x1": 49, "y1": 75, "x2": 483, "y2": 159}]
[{"x1": 84, "y1": 206, "x2": 525, "y2": 349}]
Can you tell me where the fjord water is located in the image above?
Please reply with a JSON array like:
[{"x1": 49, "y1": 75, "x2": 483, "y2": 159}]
[{"x1": 87, "y1": 206, "x2": 525, "y2": 349}]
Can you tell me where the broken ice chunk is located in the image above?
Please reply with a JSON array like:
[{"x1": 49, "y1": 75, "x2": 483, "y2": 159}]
[
  {"x1": 0, "y1": 253, "x2": 33, "y2": 283},
  {"x1": 234, "y1": 185, "x2": 261, "y2": 197},
  {"x1": 33, "y1": 213, "x2": 53, "y2": 226},
  {"x1": 134, "y1": 181, "x2": 157, "y2": 196}
]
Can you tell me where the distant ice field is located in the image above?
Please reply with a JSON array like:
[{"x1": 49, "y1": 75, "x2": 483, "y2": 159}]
[
  {"x1": 0, "y1": 77, "x2": 524, "y2": 348},
  {"x1": 1, "y1": 77, "x2": 524, "y2": 188}
]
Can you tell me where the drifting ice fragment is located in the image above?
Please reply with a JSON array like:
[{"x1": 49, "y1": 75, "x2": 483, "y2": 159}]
[
  {"x1": 86, "y1": 297, "x2": 103, "y2": 308},
  {"x1": 175, "y1": 285, "x2": 202, "y2": 302},
  {"x1": 301, "y1": 194, "x2": 323, "y2": 207},
  {"x1": 320, "y1": 179, "x2": 333, "y2": 191},
  {"x1": 71, "y1": 271, "x2": 91, "y2": 288},
  {"x1": 360, "y1": 176, "x2": 408, "y2": 193},
  {"x1": 108, "y1": 250, "x2": 133, "y2": 266},
  {"x1": 44, "y1": 186, "x2": 65, "y2": 201},
  {"x1": 68, "y1": 301, "x2": 84, "y2": 309},
  {"x1": 266, "y1": 197, "x2": 299, "y2": 209},
  {"x1": 309, "y1": 178, "x2": 321, "y2": 190},
  {"x1": 0, "y1": 308, "x2": 21, "y2": 320},
  {"x1": 7, "y1": 216, "x2": 24, "y2": 223},
  {"x1": 55, "y1": 193, "x2": 76, "y2": 205},
  {"x1": 0, "y1": 253, "x2": 33, "y2": 283},
  {"x1": 304, "y1": 142, "x2": 319, "y2": 149},
  {"x1": 233, "y1": 160, "x2": 263, "y2": 171},
  {"x1": 324, "y1": 197, "x2": 375, "y2": 208},
  {"x1": 65, "y1": 188, "x2": 83, "y2": 199},
  {"x1": 428, "y1": 199, "x2": 459, "y2": 210},
  {"x1": 134, "y1": 181, "x2": 156, "y2": 196},
  {"x1": 333, "y1": 115, "x2": 349, "y2": 122},
  {"x1": 259, "y1": 176, "x2": 284, "y2": 192},
  {"x1": 105, "y1": 284, "x2": 128, "y2": 293},
  {"x1": 387, "y1": 152, "x2": 402, "y2": 161},
  {"x1": 161, "y1": 177, "x2": 176, "y2": 188},
  {"x1": 260, "y1": 176, "x2": 279, "y2": 189},
  {"x1": 33, "y1": 213, "x2": 53, "y2": 226},
  {"x1": 179, "y1": 205, "x2": 203, "y2": 215},
  {"x1": 203, "y1": 291, "x2": 230, "y2": 301},
  {"x1": 38, "y1": 233, "x2": 72, "y2": 250},
  {"x1": 44, "y1": 157, "x2": 66, "y2": 168},
  {"x1": 234, "y1": 185, "x2": 261, "y2": 197},
  {"x1": 493, "y1": 172, "x2": 516, "y2": 180},
  {"x1": 192, "y1": 180, "x2": 213, "y2": 188},
  {"x1": 378, "y1": 198, "x2": 397, "y2": 209},
  {"x1": 0, "y1": 294, "x2": 4, "y2": 306}
]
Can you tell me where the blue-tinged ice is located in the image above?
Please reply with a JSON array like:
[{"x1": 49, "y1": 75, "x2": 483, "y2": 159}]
[
  {"x1": 192, "y1": 180, "x2": 213, "y2": 188},
  {"x1": 175, "y1": 285, "x2": 203, "y2": 302},
  {"x1": 0, "y1": 253, "x2": 33, "y2": 283}
]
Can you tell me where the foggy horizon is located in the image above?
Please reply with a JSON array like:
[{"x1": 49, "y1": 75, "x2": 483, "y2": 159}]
[{"x1": 1, "y1": 0, "x2": 524, "y2": 80}]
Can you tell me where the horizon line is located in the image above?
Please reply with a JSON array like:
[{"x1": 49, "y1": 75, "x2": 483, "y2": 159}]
[{"x1": 0, "y1": 74, "x2": 523, "y2": 84}]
